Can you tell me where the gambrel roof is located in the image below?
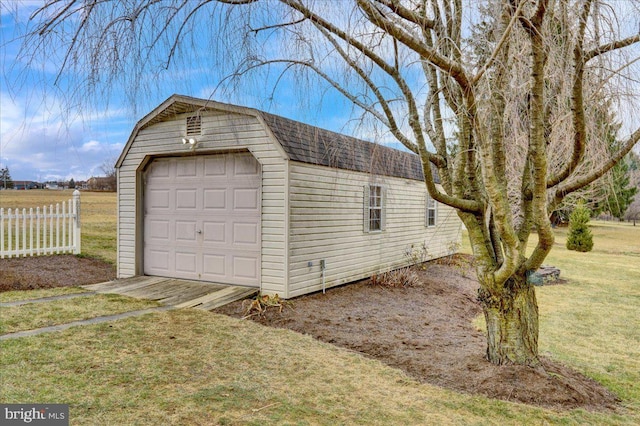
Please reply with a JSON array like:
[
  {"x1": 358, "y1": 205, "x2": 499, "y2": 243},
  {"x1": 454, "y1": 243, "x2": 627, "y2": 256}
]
[{"x1": 117, "y1": 94, "x2": 435, "y2": 182}]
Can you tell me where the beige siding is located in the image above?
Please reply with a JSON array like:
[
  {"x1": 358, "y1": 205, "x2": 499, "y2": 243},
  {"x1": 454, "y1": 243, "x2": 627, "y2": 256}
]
[
  {"x1": 287, "y1": 162, "x2": 462, "y2": 298},
  {"x1": 117, "y1": 111, "x2": 287, "y2": 295}
]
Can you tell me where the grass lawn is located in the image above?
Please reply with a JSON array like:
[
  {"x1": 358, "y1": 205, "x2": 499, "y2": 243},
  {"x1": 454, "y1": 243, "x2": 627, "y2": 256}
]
[
  {"x1": 1, "y1": 188, "x2": 638, "y2": 424},
  {"x1": 538, "y1": 222, "x2": 640, "y2": 413},
  {"x1": 2, "y1": 308, "x2": 637, "y2": 425},
  {"x1": 0, "y1": 286, "x2": 90, "y2": 303},
  {"x1": 0, "y1": 294, "x2": 159, "y2": 334},
  {"x1": 0, "y1": 190, "x2": 117, "y2": 263},
  {"x1": 464, "y1": 220, "x2": 640, "y2": 416}
]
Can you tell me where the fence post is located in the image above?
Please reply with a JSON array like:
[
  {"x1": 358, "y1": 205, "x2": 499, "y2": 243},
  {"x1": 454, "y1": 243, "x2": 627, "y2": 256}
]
[
  {"x1": 1, "y1": 208, "x2": 4, "y2": 259},
  {"x1": 73, "y1": 190, "x2": 81, "y2": 254}
]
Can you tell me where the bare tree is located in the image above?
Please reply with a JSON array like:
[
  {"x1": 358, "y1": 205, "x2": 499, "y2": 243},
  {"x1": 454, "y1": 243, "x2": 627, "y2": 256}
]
[
  {"x1": 99, "y1": 157, "x2": 117, "y2": 191},
  {"x1": 17, "y1": 0, "x2": 640, "y2": 366},
  {"x1": 625, "y1": 199, "x2": 640, "y2": 226}
]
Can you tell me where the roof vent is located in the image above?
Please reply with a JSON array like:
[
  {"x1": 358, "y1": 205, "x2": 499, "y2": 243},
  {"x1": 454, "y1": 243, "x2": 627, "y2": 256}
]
[{"x1": 186, "y1": 115, "x2": 202, "y2": 136}]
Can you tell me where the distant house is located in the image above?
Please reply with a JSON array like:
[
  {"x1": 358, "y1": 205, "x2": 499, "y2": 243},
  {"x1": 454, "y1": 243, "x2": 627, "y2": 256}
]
[
  {"x1": 87, "y1": 176, "x2": 116, "y2": 191},
  {"x1": 45, "y1": 182, "x2": 60, "y2": 190},
  {"x1": 13, "y1": 181, "x2": 39, "y2": 190},
  {"x1": 115, "y1": 94, "x2": 463, "y2": 298}
]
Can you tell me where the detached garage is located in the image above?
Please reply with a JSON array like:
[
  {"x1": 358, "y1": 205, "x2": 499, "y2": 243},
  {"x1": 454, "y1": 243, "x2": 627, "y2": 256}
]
[{"x1": 116, "y1": 94, "x2": 462, "y2": 298}]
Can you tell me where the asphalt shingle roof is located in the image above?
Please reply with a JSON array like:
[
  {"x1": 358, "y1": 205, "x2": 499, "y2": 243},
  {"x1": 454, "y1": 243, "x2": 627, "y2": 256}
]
[
  {"x1": 128, "y1": 95, "x2": 436, "y2": 182},
  {"x1": 260, "y1": 112, "x2": 434, "y2": 182}
]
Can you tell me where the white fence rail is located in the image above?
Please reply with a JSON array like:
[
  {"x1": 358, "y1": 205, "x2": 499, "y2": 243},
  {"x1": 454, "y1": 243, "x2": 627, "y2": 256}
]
[{"x1": 1, "y1": 190, "x2": 81, "y2": 259}]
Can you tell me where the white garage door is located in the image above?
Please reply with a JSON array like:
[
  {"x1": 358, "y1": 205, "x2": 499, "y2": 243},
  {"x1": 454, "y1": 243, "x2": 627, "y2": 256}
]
[{"x1": 144, "y1": 153, "x2": 261, "y2": 286}]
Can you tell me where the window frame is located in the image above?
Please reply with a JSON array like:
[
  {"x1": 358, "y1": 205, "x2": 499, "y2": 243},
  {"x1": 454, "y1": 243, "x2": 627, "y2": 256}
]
[
  {"x1": 426, "y1": 193, "x2": 437, "y2": 228},
  {"x1": 364, "y1": 184, "x2": 386, "y2": 233}
]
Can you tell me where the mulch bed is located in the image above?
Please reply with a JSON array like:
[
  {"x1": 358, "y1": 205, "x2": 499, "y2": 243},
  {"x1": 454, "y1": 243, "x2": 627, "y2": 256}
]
[
  {"x1": 1, "y1": 254, "x2": 619, "y2": 411},
  {"x1": 0, "y1": 255, "x2": 115, "y2": 292},
  {"x1": 214, "y1": 257, "x2": 620, "y2": 411}
]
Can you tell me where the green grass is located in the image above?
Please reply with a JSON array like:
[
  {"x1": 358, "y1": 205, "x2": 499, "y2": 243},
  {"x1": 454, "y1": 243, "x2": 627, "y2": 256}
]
[
  {"x1": 0, "y1": 286, "x2": 89, "y2": 303},
  {"x1": 539, "y1": 222, "x2": 640, "y2": 412},
  {"x1": 2, "y1": 309, "x2": 637, "y2": 425},
  {"x1": 1, "y1": 196, "x2": 639, "y2": 424},
  {"x1": 0, "y1": 294, "x2": 159, "y2": 334},
  {"x1": 0, "y1": 190, "x2": 117, "y2": 263},
  {"x1": 464, "y1": 220, "x2": 640, "y2": 414}
]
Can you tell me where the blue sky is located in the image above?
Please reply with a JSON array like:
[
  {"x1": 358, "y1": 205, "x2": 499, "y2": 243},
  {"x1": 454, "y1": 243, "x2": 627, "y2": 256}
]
[
  {"x1": 0, "y1": 1, "x2": 360, "y2": 182},
  {"x1": 1, "y1": 1, "x2": 638, "y2": 183},
  {"x1": 1, "y1": 2, "x2": 128, "y2": 182}
]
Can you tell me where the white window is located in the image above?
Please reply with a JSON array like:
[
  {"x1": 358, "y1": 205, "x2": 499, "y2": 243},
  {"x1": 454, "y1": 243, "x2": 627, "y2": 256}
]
[
  {"x1": 364, "y1": 184, "x2": 386, "y2": 232},
  {"x1": 426, "y1": 193, "x2": 437, "y2": 227}
]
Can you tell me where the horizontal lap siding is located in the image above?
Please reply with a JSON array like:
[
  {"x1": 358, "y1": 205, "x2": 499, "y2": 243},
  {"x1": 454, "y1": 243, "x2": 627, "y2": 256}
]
[
  {"x1": 287, "y1": 162, "x2": 462, "y2": 298},
  {"x1": 117, "y1": 111, "x2": 287, "y2": 295}
]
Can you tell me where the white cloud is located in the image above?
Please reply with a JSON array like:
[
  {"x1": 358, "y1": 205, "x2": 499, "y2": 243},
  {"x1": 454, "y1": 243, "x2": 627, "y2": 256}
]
[
  {"x1": 0, "y1": 92, "x2": 130, "y2": 181},
  {"x1": 0, "y1": 1, "x2": 42, "y2": 20},
  {"x1": 79, "y1": 140, "x2": 101, "y2": 152}
]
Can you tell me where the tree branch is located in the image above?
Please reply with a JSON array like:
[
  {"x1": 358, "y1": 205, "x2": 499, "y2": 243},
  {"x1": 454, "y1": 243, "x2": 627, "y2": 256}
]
[
  {"x1": 311, "y1": 25, "x2": 418, "y2": 154},
  {"x1": 585, "y1": 34, "x2": 640, "y2": 63},
  {"x1": 472, "y1": 0, "x2": 526, "y2": 85},
  {"x1": 356, "y1": 0, "x2": 473, "y2": 95},
  {"x1": 371, "y1": 0, "x2": 436, "y2": 31},
  {"x1": 546, "y1": 0, "x2": 592, "y2": 189},
  {"x1": 554, "y1": 127, "x2": 640, "y2": 203}
]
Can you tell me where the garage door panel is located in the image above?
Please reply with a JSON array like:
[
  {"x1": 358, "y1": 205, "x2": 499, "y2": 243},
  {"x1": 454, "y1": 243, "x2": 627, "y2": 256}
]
[
  {"x1": 234, "y1": 155, "x2": 260, "y2": 176},
  {"x1": 176, "y1": 189, "x2": 197, "y2": 210},
  {"x1": 203, "y1": 189, "x2": 226, "y2": 210},
  {"x1": 176, "y1": 157, "x2": 198, "y2": 176},
  {"x1": 147, "y1": 160, "x2": 170, "y2": 178},
  {"x1": 203, "y1": 221, "x2": 226, "y2": 243},
  {"x1": 147, "y1": 189, "x2": 171, "y2": 210},
  {"x1": 175, "y1": 220, "x2": 197, "y2": 241},
  {"x1": 175, "y1": 251, "x2": 197, "y2": 274},
  {"x1": 233, "y1": 222, "x2": 259, "y2": 245},
  {"x1": 203, "y1": 254, "x2": 226, "y2": 276},
  {"x1": 204, "y1": 156, "x2": 227, "y2": 176},
  {"x1": 144, "y1": 153, "x2": 261, "y2": 286},
  {"x1": 145, "y1": 249, "x2": 170, "y2": 272},
  {"x1": 233, "y1": 188, "x2": 259, "y2": 210},
  {"x1": 146, "y1": 219, "x2": 170, "y2": 242},
  {"x1": 233, "y1": 256, "x2": 259, "y2": 280}
]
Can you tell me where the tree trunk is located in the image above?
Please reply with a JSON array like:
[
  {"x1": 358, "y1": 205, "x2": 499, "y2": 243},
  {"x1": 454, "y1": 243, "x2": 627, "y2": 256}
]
[{"x1": 478, "y1": 274, "x2": 540, "y2": 366}]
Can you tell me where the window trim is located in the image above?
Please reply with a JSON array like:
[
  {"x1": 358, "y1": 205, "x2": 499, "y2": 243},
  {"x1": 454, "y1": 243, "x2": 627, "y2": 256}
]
[
  {"x1": 426, "y1": 193, "x2": 437, "y2": 227},
  {"x1": 364, "y1": 184, "x2": 386, "y2": 233}
]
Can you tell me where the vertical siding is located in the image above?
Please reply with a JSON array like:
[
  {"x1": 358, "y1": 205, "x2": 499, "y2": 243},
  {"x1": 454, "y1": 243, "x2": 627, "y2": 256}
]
[
  {"x1": 117, "y1": 111, "x2": 287, "y2": 295},
  {"x1": 287, "y1": 162, "x2": 462, "y2": 298}
]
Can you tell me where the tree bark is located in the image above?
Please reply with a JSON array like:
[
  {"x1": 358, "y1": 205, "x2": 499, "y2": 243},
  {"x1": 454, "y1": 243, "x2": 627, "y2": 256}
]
[{"x1": 478, "y1": 275, "x2": 540, "y2": 366}]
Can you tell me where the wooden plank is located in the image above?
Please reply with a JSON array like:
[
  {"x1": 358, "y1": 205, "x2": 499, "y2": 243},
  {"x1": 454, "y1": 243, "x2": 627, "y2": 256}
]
[
  {"x1": 198, "y1": 287, "x2": 257, "y2": 311},
  {"x1": 173, "y1": 287, "x2": 233, "y2": 309},
  {"x1": 161, "y1": 284, "x2": 224, "y2": 305},
  {"x1": 151, "y1": 281, "x2": 196, "y2": 300},
  {"x1": 144, "y1": 282, "x2": 199, "y2": 302},
  {"x1": 102, "y1": 277, "x2": 172, "y2": 296},
  {"x1": 124, "y1": 281, "x2": 177, "y2": 299},
  {"x1": 174, "y1": 285, "x2": 251, "y2": 309},
  {"x1": 83, "y1": 278, "x2": 147, "y2": 292},
  {"x1": 83, "y1": 276, "x2": 167, "y2": 292},
  {"x1": 85, "y1": 276, "x2": 256, "y2": 310}
]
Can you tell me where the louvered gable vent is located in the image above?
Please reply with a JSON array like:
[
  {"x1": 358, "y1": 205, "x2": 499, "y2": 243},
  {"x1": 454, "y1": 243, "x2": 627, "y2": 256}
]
[{"x1": 186, "y1": 115, "x2": 202, "y2": 136}]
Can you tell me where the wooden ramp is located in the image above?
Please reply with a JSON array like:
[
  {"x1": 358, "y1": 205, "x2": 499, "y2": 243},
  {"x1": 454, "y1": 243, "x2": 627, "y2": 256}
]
[{"x1": 83, "y1": 277, "x2": 258, "y2": 311}]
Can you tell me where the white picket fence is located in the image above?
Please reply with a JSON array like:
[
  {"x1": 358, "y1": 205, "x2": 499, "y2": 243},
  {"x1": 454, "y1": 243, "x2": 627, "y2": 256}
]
[{"x1": 0, "y1": 190, "x2": 81, "y2": 259}]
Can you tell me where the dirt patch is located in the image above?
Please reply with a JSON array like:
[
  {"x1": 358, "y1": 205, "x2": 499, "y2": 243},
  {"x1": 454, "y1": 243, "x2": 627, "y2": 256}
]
[
  {"x1": 0, "y1": 255, "x2": 115, "y2": 292},
  {"x1": 2, "y1": 254, "x2": 618, "y2": 411},
  {"x1": 214, "y1": 256, "x2": 619, "y2": 411}
]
